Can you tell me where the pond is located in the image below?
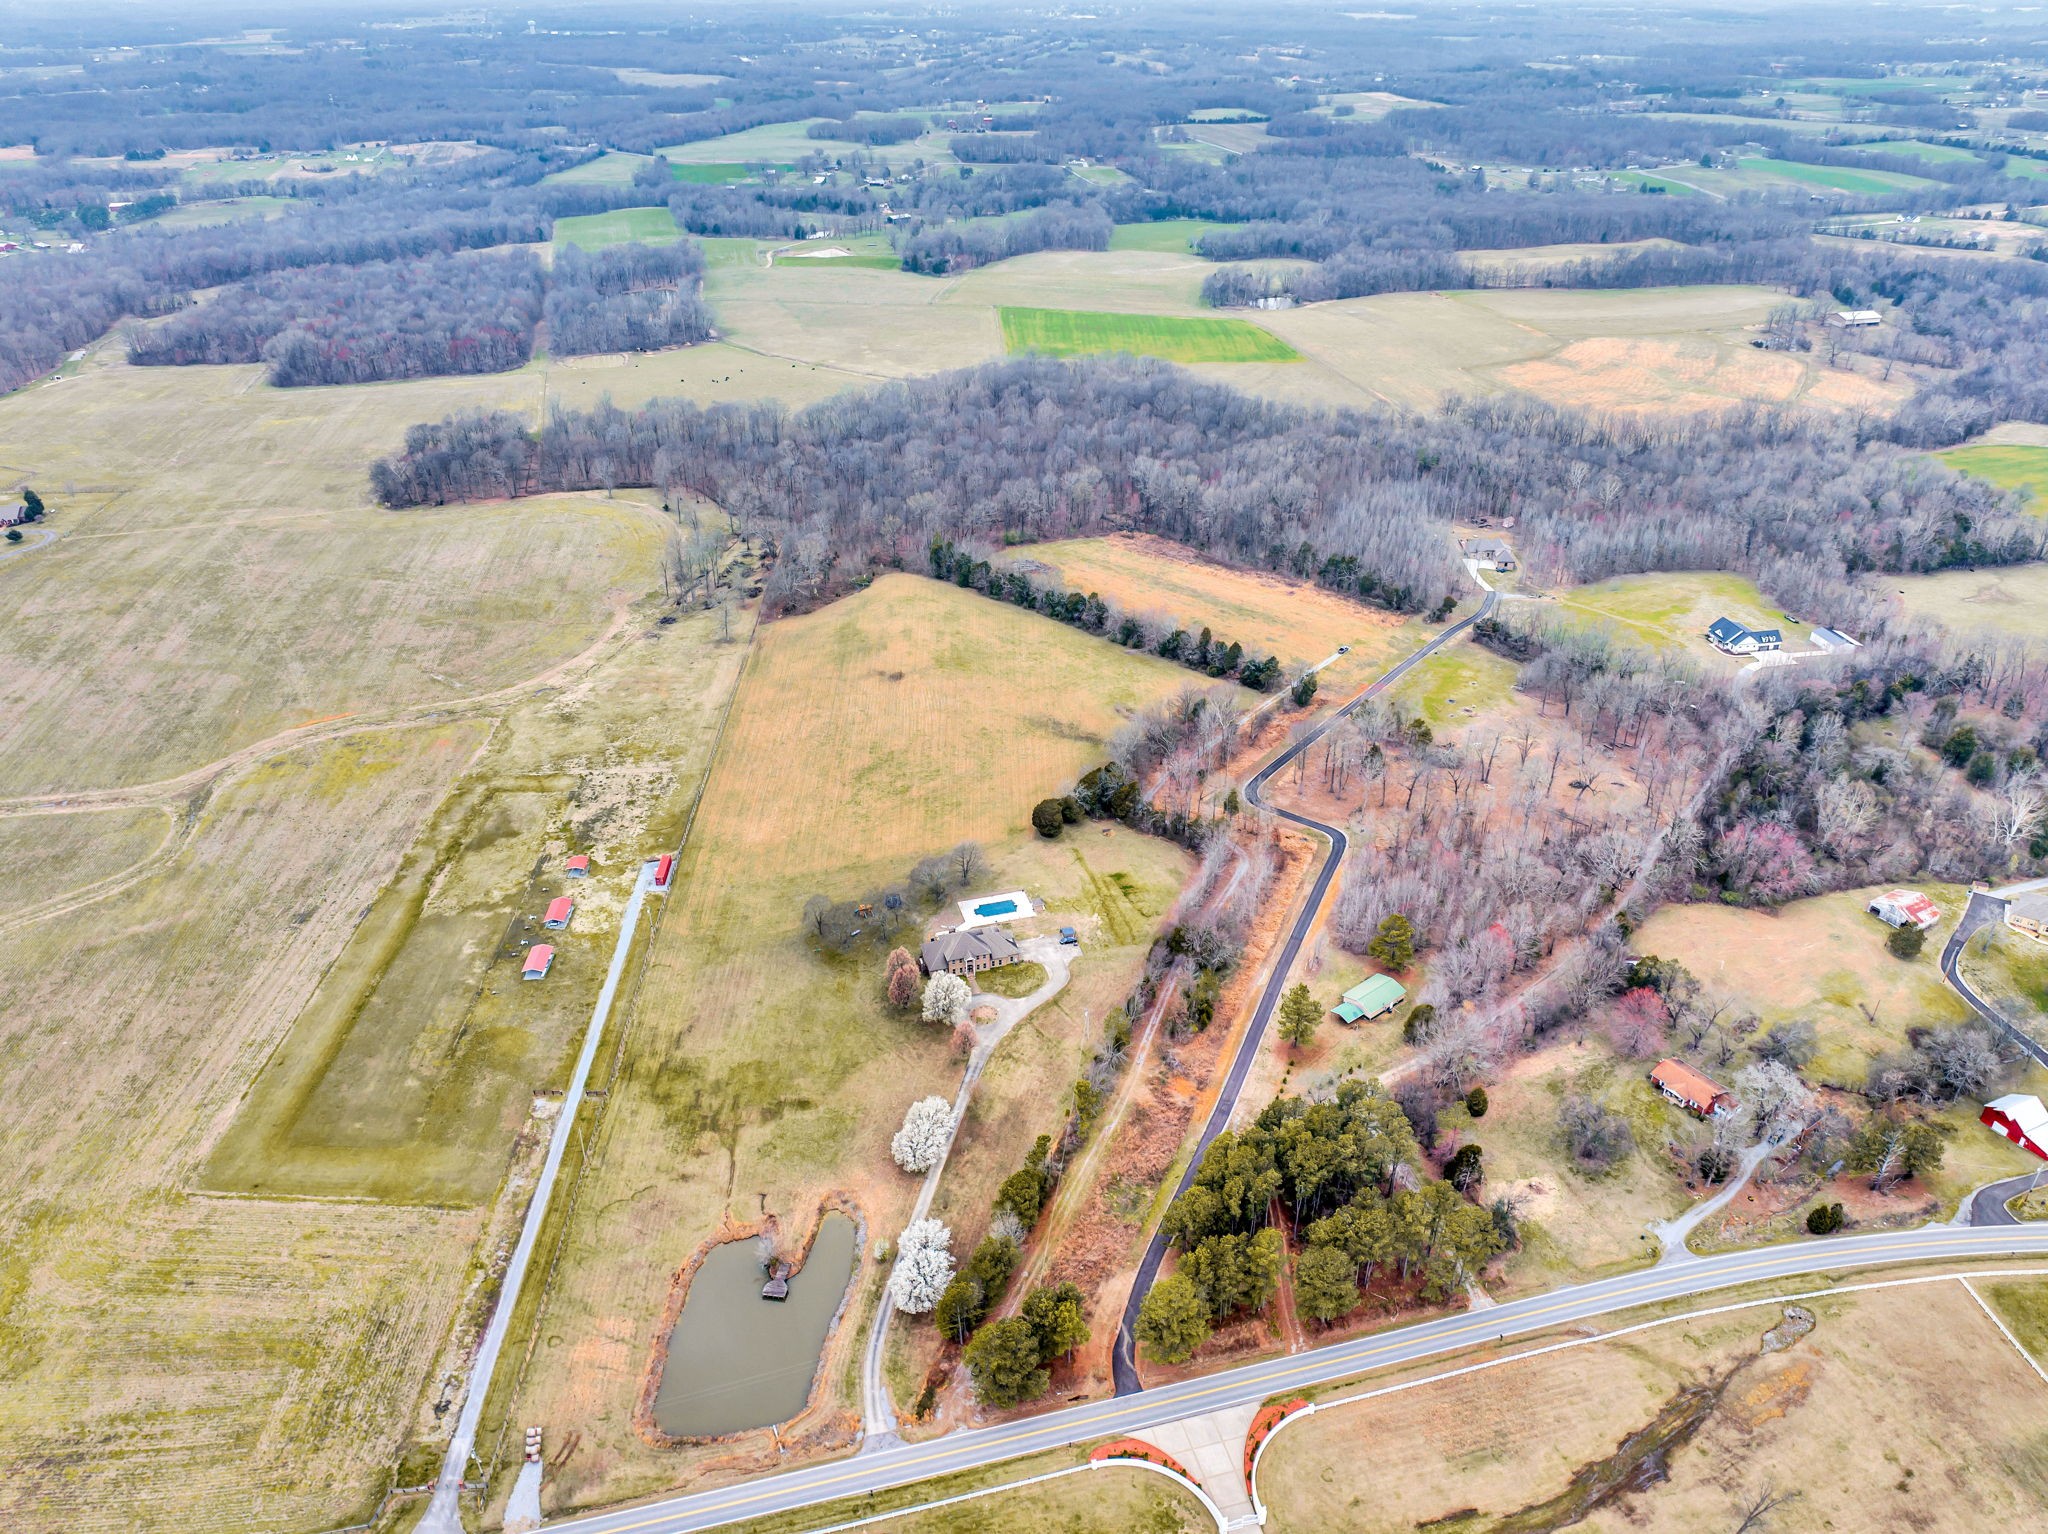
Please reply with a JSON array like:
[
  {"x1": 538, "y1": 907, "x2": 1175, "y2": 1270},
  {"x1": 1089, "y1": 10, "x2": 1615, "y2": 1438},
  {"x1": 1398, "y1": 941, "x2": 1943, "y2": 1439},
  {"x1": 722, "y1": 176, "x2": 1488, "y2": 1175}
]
[{"x1": 651, "y1": 1212, "x2": 857, "y2": 1438}]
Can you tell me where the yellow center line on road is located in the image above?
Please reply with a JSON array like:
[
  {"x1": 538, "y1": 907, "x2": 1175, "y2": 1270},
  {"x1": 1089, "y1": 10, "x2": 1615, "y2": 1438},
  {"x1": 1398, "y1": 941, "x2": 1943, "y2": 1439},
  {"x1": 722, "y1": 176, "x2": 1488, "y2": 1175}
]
[{"x1": 563, "y1": 1231, "x2": 2045, "y2": 1531}]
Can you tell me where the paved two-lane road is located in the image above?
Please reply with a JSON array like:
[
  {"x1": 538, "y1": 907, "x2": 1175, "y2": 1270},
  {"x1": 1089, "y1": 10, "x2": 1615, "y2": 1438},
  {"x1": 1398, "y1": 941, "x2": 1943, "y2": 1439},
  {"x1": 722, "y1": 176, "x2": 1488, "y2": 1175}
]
[
  {"x1": 1110, "y1": 589, "x2": 1498, "y2": 1394},
  {"x1": 545, "y1": 1224, "x2": 2048, "y2": 1534}
]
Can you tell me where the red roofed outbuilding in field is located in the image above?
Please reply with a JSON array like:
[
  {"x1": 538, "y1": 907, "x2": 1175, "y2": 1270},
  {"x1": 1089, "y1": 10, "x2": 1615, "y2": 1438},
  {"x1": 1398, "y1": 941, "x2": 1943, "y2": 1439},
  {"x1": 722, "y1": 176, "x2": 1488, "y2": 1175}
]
[
  {"x1": 1867, "y1": 889, "x2": 1940, "y2": 931},
  {"x1": 522, "y1": 945, "x2": 554, "y2": 980},
  {"x1": 654, "y1": 853, "x2": 674, "y2": 888},
  {"x1": 564, "y1": 854, "x2": 590, "y2": 878},
  {"x1": 1981, "y1": 1094, "x2": 2048, "y2": 1161},
  {"x1": 543, "y1": 896, "x2": 574, "y2": 930}
]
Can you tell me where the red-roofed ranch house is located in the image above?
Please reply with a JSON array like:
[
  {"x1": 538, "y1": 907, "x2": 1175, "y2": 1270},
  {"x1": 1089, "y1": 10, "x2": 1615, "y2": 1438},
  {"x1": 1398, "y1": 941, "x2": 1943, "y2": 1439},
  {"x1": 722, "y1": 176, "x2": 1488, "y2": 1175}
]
[{"x1": 1651, "y1": 1058, "x2": 1734, "y2": 1117}]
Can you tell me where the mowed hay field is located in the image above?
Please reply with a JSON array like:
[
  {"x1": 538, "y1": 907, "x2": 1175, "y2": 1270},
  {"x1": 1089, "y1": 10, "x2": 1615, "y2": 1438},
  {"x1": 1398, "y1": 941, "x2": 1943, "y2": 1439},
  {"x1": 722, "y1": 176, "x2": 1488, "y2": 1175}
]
[
  {"x1": 0, "y1": 356, "x2": 668, "y2": 794},
  {"x1": 0, "y1": 724, "x2": 492, "y2": 1533},
  {"x1": 1020, "y1": 532, "x2": 1416, "y2": 697},
  {"x1": 999, "y1": 305, "x2": 1299, "y2": 363},
  {"x1": 1260, "y1": 1280, "x2": 2048, "y2": 1534},
  {"x1": 488, "y1": 575, "x2": 1199, "y2": 1518},
  {"x1": 1892, "y1": 562, "x2": 2048, "y2": 642},
  {"x1": 0, "y1": 346, "x2": 747, "y2": 1530},
  {"x1": 1252, "y1": 284, "x2": 1911, "y2": 416}
]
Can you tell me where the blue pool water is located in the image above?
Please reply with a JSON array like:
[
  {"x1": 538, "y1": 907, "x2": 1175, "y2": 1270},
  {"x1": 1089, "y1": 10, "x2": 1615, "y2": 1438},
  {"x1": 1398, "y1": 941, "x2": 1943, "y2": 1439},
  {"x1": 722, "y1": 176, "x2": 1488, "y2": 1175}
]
[{"x1": 973, "y1": 898, "x2": 1019, "y2": 918}]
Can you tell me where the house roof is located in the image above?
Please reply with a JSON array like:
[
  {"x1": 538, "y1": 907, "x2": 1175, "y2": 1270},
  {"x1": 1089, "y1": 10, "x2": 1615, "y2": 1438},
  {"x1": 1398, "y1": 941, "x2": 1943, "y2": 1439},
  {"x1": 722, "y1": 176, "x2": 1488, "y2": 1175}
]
[
  {"x1": 921, "y1": 927, "x2": 1021, "y2": 970},
  {"x1": 1750, "y1": 628, "x2": 1781, "y2": 643},
  {"x1": 1651, "y1": 1058, "x2": 1730, "y2": 1109},
  {"x1": 523, "y1": 943, "x2": 555, "y2": 974},
  {"x1": 1341, "y1": 974, "x2": 1407, "y2": 1015},
  {"x1": 1706, "y1": 616, "x2": 1749, "y2": 643},
  {"x1": 545, "y1": 896, "x2": 574, "y2": 922},
  {"x1": 564, "y1": 854, "x2": 590, "y2": 871},
  {"x1": 1984, "y1": 1093, "x2": 2047, "y2": 1137},
  {"x1": 1332, "y1": 1000, "x2": 1368, "y2": 1024},
  {"x1": 1876, "y1": 889, "x2": 1939, "y2": 924}
]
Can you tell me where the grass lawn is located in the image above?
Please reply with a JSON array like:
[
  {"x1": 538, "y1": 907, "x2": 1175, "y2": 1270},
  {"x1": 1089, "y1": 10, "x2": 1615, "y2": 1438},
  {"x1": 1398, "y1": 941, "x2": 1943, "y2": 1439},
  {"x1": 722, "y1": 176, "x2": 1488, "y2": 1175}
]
[
  {"x1": 1258, "y1": 1281, "x2": 2048, "y2": 1533},
  {"x1": 1736, "y1": 155, "x2": 1941, "y2": 195},
  {"x1": 487, "y1": 574, "x2": 1200, "y2": 1514},
  {"x1": 552, "y1": 206, "x2": 683, "y2": 250},
  {"x1": 999, "y1": 306, "x2": 1298, "y2": 363},
  {"x1": 151, "y1": 194, "x2": 295, "y2": 227},
  {"x1": 1935, "y1": 442, "x2": 2048, "y2": 512},
  {"x1": 658, "y1": 119, "x2": 872, "y2": 164},
  {"x1": 670, "y1": 161, "x2": 762, "y2": 184},
  {"x1": 972, "y1": 959, "x2": 1050, "y2": 999},
  {"x1": 1107, "y1": 218, "x2": 1226, "y2": 253},
  {"x1": 1984, "y1": 1278, "x2": 2048, "y2": 1366},
  {"x1": 721, "y1": 1452, "x2": 1212, "y2": 1534},
  {"x1": 1892, "y1": 562, "x2": 2048, "y2": 641},
  {"x1": 1845, "y1": 137, "x2": 1986, "y2": 165},
  {"x1": 1474, "y1": 1038, "x2": 1690, "y2": 1292},
  {"x1": 1554, "y1": 569, "x2": 1786, "y2": 657},
  {"x1": 1069, "y1": 163, "x2": 1133, "y2": 186},
  {"x1": 1387, "y1": 646, "x2": 1519, "y2": 729},
  {"x1": 541, "y1": 150, "x2": 655, "y2": 185}
]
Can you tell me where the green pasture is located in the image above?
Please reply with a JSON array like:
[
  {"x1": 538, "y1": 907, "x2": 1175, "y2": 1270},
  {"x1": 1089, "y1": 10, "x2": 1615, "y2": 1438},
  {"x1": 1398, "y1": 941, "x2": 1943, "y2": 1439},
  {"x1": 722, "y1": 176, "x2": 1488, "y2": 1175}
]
[
  {"x1": 1935, "y1": 443, "x2": 2048, "y2": 513},
  {"x1": 1107, "y1": 218, "x2": 1226, "y2": 253},
  {"x1": 998, "y1": 306, "x2": 1299, "y2": 364},
  {"x1": 552, "y1": 206, "x2": 683, "y2": 251}
]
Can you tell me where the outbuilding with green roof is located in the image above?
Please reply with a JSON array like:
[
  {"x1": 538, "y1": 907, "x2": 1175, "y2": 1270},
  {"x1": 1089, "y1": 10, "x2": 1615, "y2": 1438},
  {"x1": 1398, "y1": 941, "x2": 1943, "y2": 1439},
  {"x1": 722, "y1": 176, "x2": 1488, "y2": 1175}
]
[{"x1": 1332, "y1": 973, "x2": 1405, "y2": 1023}]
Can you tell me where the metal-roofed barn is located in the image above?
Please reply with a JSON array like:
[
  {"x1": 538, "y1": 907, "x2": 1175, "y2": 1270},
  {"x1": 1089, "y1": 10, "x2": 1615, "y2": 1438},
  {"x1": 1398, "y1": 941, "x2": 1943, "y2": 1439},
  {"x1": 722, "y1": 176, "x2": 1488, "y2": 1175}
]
[{"x1": 1331, "y1": 973, "x2": 1406, "y2": 1024}]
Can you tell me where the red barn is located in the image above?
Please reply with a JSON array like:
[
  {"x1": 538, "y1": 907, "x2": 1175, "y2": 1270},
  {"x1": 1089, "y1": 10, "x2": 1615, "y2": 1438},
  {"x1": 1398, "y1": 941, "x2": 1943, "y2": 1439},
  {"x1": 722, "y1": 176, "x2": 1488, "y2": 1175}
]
[
  {"x1": 522, "y1": 944, "x2": 554, "y2": 980},
  {"x1": 543, "y1": 896, "x2": 574, "y2": 930},
  {"x1": 1981, "y1": 1094, "x2": 2048, "y2": 1161}
]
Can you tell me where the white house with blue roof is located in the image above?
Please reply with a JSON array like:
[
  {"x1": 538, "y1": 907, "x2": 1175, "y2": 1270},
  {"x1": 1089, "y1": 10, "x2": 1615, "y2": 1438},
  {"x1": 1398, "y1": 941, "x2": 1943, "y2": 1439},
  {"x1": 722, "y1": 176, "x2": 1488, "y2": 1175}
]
[{"x1": 1705, "y1": 616, "x2": 1782, "y2": 656}]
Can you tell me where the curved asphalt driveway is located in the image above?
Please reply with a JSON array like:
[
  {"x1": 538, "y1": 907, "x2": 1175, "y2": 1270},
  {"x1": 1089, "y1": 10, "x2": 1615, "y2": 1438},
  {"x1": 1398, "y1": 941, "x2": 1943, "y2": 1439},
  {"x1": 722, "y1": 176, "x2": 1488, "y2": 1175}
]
[
  {"x1": 543, "y1": 1224, "x2": 2048, "y2": 1534},
  {"x1": 1941, "y1": 889, "x2": 2048, "y2": 1070},
  {"x1": 1109, "y1": 590, "x2": 1498, "y2": 1396}
]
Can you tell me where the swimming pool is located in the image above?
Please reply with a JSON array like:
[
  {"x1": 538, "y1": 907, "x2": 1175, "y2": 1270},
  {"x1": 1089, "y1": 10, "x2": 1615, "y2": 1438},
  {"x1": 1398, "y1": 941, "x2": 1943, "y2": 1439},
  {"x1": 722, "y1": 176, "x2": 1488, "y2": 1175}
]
[{"x1": 973, "y1": 898, "x2": 1019, "y2": 918}]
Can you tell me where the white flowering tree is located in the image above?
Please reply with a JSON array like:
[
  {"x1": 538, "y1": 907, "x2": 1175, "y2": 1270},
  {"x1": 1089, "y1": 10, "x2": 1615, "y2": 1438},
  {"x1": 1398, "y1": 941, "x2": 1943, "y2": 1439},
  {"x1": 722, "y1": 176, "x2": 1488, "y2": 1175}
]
[
  {"x1": 921, "y1": 971, "x2": 971, "y2": 1028},
  {"x1": 888, "y1": 1218, "x2": 954, "y2": 1314},
  {"x1": 891, "y1": 1096, "x2": 955, "y2": 1174}
]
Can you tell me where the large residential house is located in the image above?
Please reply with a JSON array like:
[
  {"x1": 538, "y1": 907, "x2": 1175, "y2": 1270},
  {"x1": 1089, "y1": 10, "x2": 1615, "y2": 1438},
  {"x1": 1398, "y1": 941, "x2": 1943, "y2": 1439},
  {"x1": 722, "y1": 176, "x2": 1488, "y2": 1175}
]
[
  {"x1": 1460, "y1": 537, "x2": 1517, "y2": 572},
  {"x1": 1706, "y1": 617, "x2": 1782, "y2": 656},
  {"x1": 921, "y1": 927, "x2": 1022, "y2": 977}
]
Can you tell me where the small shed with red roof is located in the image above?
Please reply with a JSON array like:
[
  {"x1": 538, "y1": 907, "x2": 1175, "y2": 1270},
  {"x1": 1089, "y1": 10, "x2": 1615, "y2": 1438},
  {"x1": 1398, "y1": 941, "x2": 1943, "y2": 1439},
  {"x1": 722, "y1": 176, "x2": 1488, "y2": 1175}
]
[
  {"x1": 564, "y1": 854, "x2": 590, "y2": 878},
  {"x1": 522, "y1": 944, "x2": 555, "y2": 980},
  {"x1": 654, "y1": 853, "x2": 674, "y2": 888},
  {"x1": 543, "y1": 896, "x2": 575, "y2": 930}
]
